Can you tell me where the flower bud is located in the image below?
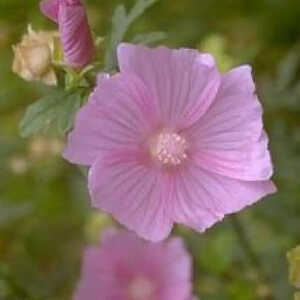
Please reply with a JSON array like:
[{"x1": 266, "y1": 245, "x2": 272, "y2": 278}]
[
  {"x1": 12, "y1": 26, "x2": 58, "y2": 85},
  {"x1": 40, "y1": 0, "x2": 95, "y2": 68}
]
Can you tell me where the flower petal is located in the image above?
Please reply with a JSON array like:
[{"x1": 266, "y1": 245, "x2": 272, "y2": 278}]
[
  {"x1": 88, "y1": 152, "x2": 173, "y2": 242},
  {"x1": 40, "y1": 0, "x2": 59, "y2": 22},
  {"x1": 74, "y1": 232, "x2": 192, "y2": 300},
  {"x1": 117, "y1": 43, "x2": 221, "y2": 128},
  {"x1": 157, "y1": 238, "x2": 192, "y2": 299},
  {"x1": 74, "y1": 244, "x2": 126, "y2": 300},
  {"x1": 171, "y1": 162, "x2": 276, "y2": 232},
  {"x1": 63, "y1": 73, "x2": 157, "y2": 166},
  {"x1": 185, "y1": 65, "x2": 274, "y2": 181},
  {"x1": 58, "y1": 1, "x2": 94, "y2": 68}
]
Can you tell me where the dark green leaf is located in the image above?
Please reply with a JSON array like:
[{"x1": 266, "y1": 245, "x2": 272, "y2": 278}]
[
  {"x1": 104, "y1": 0, "x2": 158, "y2": 72},
  {"x1": 104, "y1": 5, "x2": 128, "y2": 72},
  {"x1": 19, "y1": 89, "x2": 82, "y2": 137},
  {"x1": 57, "y1": 93, "x2": 81, "y2": 135},
  {"x1": 127, "y1": 0, "x2": 158, "y2": 24}
]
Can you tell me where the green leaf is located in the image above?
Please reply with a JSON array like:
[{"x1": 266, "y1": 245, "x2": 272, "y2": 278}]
[
  {"x1": 104, "y1": 5, "x2": 128, "y2": 72},
  {"x1": 132, "y1": 31, "x2": 167, "y2": 45},
  {"x1": 104, "y1": 0, "x2": 158, "y2": 72},
  {"x1": 277, "y1": 50, "x2": 300, "y2": 91},
  {"x1": 57, "y1": 93, "x2": 81, "y2": 135},
  {"x1": 127, "y1": 0, "x2": 158, "y2": 24},
  {"x1": 19, "y1": 89, "x2": 82, "y2": 138}
]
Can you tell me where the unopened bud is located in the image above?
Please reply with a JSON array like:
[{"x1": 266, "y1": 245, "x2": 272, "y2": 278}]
[
  {"x1": 12, "y1": 25, "x2": 58, "y2": 85},
  {"x1": 41, "y1": 0, "x2": 95, "y2": 68}
]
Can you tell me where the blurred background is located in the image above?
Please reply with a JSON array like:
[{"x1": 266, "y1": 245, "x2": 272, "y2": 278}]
[{"x1": 1, "y1": 0, "x2": 300, "y2": 299}]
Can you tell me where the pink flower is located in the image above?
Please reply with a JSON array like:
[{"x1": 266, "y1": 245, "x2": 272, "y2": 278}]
[
  {"x1": 64, "y1": 44, "x2": 276, "y2": 241},
  {"x1": 73, "y1": 230, "x2": 192, "y2": 300},
  {"x1": 40, "y1": 0, "x2": 94, "y2": 68}
]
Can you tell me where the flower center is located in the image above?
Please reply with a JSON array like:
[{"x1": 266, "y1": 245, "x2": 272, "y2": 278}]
[
  {"x1": 128, "y1": 277, "x2": 155, "y2": 300},
  {"x1": 150, "y1": 131, "x2": 188, "y2": 166}
]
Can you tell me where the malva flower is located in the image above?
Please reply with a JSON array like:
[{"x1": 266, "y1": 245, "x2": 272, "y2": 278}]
[
  {"x1": 64, "y1": 43, "x2": 276, "y2": 242},
  {"x1": 74, "y1": 230, "x2": 192, "y2": 300},
  {"x1": 40, "y1": 0, "x2": 94, "y2": 68}
]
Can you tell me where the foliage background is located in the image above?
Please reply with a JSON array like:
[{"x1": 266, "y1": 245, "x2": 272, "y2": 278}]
[{"x1": 1, "y1": 0, "x2": 300, "y2": 299}]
